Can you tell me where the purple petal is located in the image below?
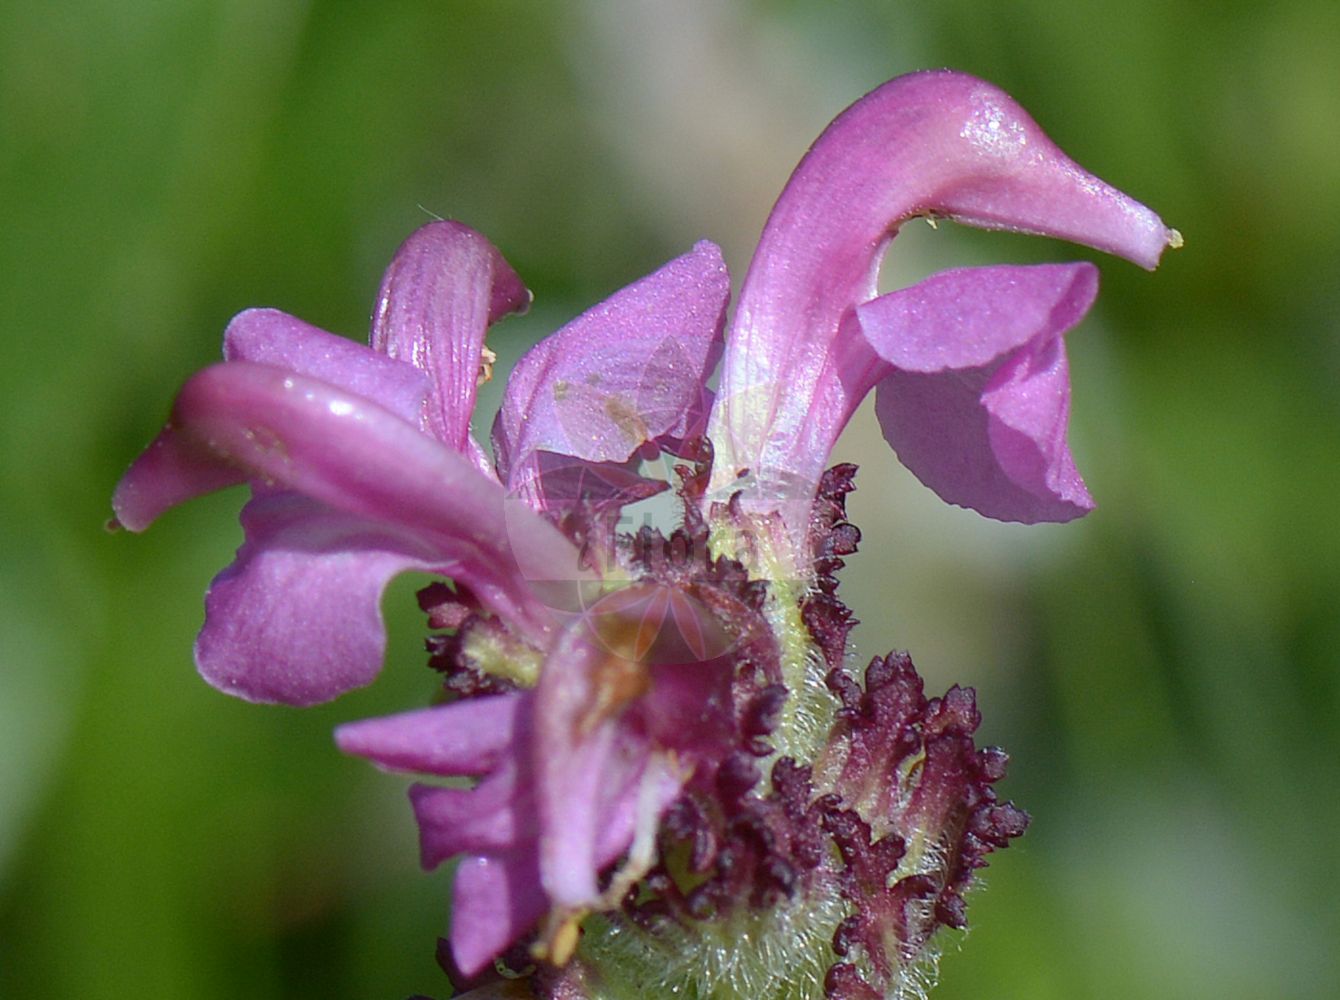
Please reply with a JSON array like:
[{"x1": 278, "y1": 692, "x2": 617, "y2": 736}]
[
  {"x1": 494, "y1": 241, "x2": 728, "y2": 510},
  {"x1": 335, "y1": 694, "x2": 525, "y2": 776},
  {"x1": 858, "y1": 264, "x2": 1095, "y2": 373},
  {"x1": 117, "y1": 362, "x2": 586, "y2": 639},
  {"x1": 863, "y1": 263, "x2": 1097, "y2": 522},
  {"x1": 371, "y1": 221, "x2": 529, "y2": 465},
  {"x1": 112, "y1": 311, "x2": 432, "y2": 532},
  {"x1": 537, "y1": 731, "x2": 680, "y2": 909},
  {"x1": 411, "y1": 762, "x2": 537, "y2": 865},
  {"x1": 223, "y1": 308, "x2": 429, "y2": 425},
  {"x1": 985, "y1": 339, "x2": 1091, "y2": 514},
  {"x1": 111, "y1": 431, "x2": 247, "y2": 532},
  {"x1": 450, "y1": 851, "x2": 548, "y2": 977},
  {"x1": 196, "y1": 492, "x2": 444, "y2": 705},
  {"x1": 708, "y1": 70, "x2": 1178, "y2": 514}
]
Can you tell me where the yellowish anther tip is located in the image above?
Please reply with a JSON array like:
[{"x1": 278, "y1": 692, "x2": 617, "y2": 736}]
[
  {"x1": 1166, "y1": 227, "x2": 1184, "y2": 250},
  {"x1": 477, "y1": 344, "x2": 499, "y2": 386},
  {"x1": 532, "y1": 911, "x2": 582, "y2": 967},
  {"x1": 551, "y1": 917, "x2": 581, "y2": 965}
]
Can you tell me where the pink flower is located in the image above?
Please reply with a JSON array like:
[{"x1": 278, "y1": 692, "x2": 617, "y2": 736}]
[
  {"x1": 113, "y1": 222, "x2": 734, "y2": 977},
  {"x1": 706, "y1": 69, "x2": 1179, "y2": 537},
  {"x1": 112, "y1": 224, "x2": 729, "y2": 705}
]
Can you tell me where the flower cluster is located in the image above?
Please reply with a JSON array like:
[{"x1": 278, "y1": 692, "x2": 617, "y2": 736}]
[{"x1": 113, "y1": 71, "x2": 1176, "y2": 1000}]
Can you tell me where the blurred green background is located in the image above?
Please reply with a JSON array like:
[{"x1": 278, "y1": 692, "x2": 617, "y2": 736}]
[{"x1": 3, "y1": 1, "x2": 1337, "y2": 998}]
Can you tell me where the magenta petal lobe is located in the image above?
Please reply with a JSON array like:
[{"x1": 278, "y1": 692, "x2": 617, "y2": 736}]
[
  {"x1": 450, "y1": 852, "x2": 548, "y2": 978},
  {"x1": 372, "y1": 221, "x2": 529, "y2": 458},
  {"x1": 858, "y1": 263, "x2": 1098, "y2": 373},
  {"x1": 169, "y1": 361, "x2": 583, "y2": 637},
  {"x1": 411, "y1": 765, "x2": 535, "y2": 865},
  {"x1": 224, "y1": 307, "x2": 430, "y2": 425},
  {"x1": 195, "y1": 493, "x2": 442, "y2": 705},
  {"x1": 941, "y1": 82, "x2": 1175, "y2": 270},
  {"x1": 984, "y1": 336, "x2": 1092, "y2": 512},
  {"x1": 334, "y1": 694, "x2": 524, "y2": 777},
  {"x1": 862, "y1": 263, "x2": 1098, "y2": 523},
  {"x1": 114, "y1": 310, "x2": 433, "y2": 533},
  {"x1": 111, "y1": 429, "x2": 247, "y2": 533},
  {"x1": 494, "y1": 241, "x2": 728, "y2": 510}
]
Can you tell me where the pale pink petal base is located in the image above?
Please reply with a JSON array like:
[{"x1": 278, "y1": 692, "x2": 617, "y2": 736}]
[{"x1": 532, "y1": 621, "x2": 645, "y2": 908}]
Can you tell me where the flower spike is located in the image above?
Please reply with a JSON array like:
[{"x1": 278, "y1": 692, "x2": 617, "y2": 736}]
[{"x1": 116, "y1": 71, "x2": 1177, "y2": 1000}]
